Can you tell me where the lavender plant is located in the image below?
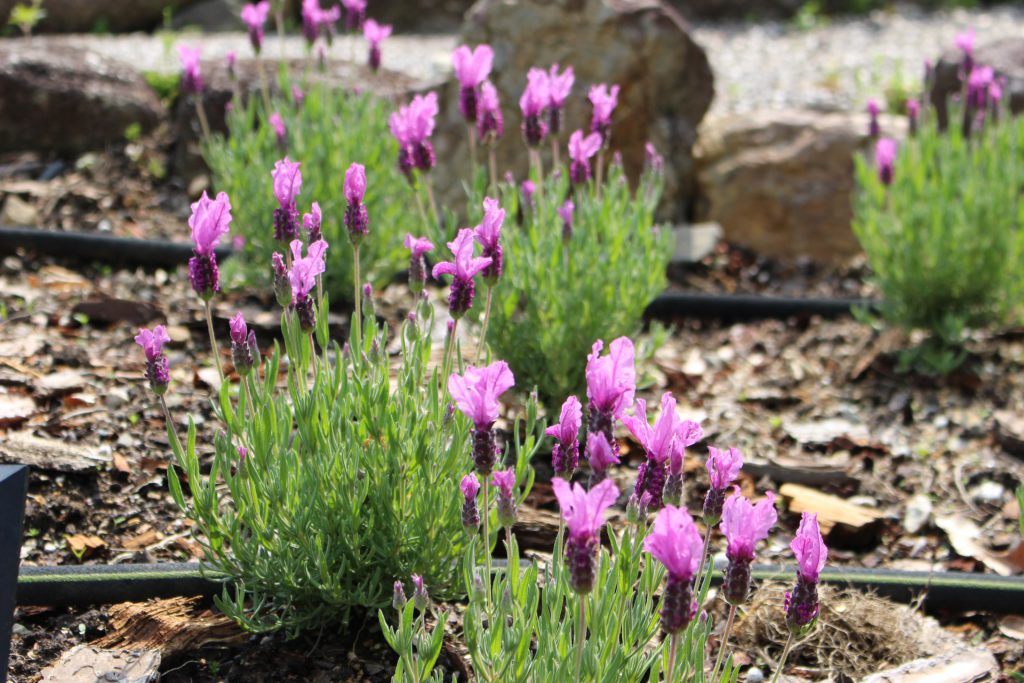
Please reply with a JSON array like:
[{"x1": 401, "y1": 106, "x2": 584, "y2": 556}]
[
  {"x1": 202, "y1": 81, "x2": 420, "y2": 303},
  {"x1": 853, "y1": 39, "x2": 1024, "y2": 372},
  {"x1": 383, "y1": 338, "x2": 830, "y2": 682},
  {"x1": 136, "y1": 166, "x2": 540, "y2": 636}
]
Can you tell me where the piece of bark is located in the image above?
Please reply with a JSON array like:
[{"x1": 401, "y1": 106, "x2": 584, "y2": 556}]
[
  {"x1": 861, "y1": 647, "x2": 999, "y2": 683},
  {"x1": 33, "y1": 369, "x2": 86, "y2": 398},
  {"x1": 0, "y1": 431, "x2": 109, "y2": 471},
  {"x1": 779, "y1": 483, "x2": 885, "y2": 535},
  {"x1": 40, "y1": 644, "x2": 160, "y2": 683},
  {"x1": 993, "y1": 411, "x2": 1024, "y2": 458},
  {"x1": 95, "y1": 596, "x2": 246, "y2": 659},
  {"x1": 0, "y1": 392, "x2": 36, "y2": 425},
  {"x1": 512, "y1": 506, "x2": 561, "y2": 552}
]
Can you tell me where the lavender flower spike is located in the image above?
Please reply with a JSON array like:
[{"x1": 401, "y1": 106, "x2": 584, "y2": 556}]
[
  {"x1": 545, "y1": 395, "x2": 582, "y2": 477},
  {"x1": 588, "y1": 83, "x2": 619, "y2": 145},
  {"x1": 187, "y1": 191, "x2": 232, "y2": 300},
  {"x1": 229, "y1": 312, "x2": 259, "y2": 375},
  {"x1": 568, "y1": 129, "x2": 602, "y2": 186},
  {"x1": 241, "y1": 1, "x2": 271, "y2": 55},
  {"x1": 623, "y1": 392, "x2": 680, "y2": 511},
  {"x1": 493, "y1": 468, "x2": 518, "y2": 528},
  {"x1": 404, "y1": 234, "x2": 434, "y2": 295},
  {"x1": 341, "y1": 0, "x2": 366, "y2": 32},
  {"x1": 432, "y1": 228, "x2": 492, "y2": 319},
  {"x1": 344, "y1": 163, "x2": 369, "y2": 245},
  {"x1": 586, "y1": 431, "x2": 620, "y2": 483},
  {"x1": 644, "y1": 505, "x2": 704, "y2": 634},
  {"x1": 547, "y1": 64, "x2": 574, "y2": 136},
  {"x1": 461, "y1": 472, "x2": 481, "y2": 531},
  {"x1": 448, "y1": 361, "x2": 514, "y2": 474},
  {"x1": 867, "y1": 98, "x2": 881, "y2": 138},
  {"x1": 363, "y1": 19, "x2": 392, "y2": 71},
  {"x1": 786, "y1": 512, "x2": 828, "y2": 634},
  {"x1": 271, "y1": 157, "x2": 301, "y2": 241},
  {"x1": 720, "y1": 490, "x2": 777, "y2": 605},
  {"x1": 303, "y1": 202, "x2": 322, "y2": 242},
  {"x1": 477, "y1": 81, "x2": 504, "y2": 143},
  {"x1": 553, "y1": 477, "x2": 619, "y2": 593},
  {"x1": 453, "y1": 44, "x2": 494, "y2": 123},
  {"x1": 272, "y1": 251, "x2": 291, "y2": 307},
  {"x1": 270, "y1": 112, "x2": 286, "y2": 146},
  {"x1": 178, "y1": 45, "x2": 203, "y2": 95},
  {"x1": 519, "y1": 68, "x2": 550, "y2": 147},
  {"x1": 474, "y1": 197, "x2": 505, "y2": 286},
  {"x1": 703, "y1": 445, "x2": 743, "y2": 525},
  {"x1": 558, "y1": 200, "x2": 574, "y2": 242},
  {"x1": 288, "y1": 239, "x2": 328, "y2": 331},
  {"x1": 134, "y1": 325, "x2": 172, "y2": 394},
  {"x1": 875, "y1": 138, "x2": 897, "y2": 186}
]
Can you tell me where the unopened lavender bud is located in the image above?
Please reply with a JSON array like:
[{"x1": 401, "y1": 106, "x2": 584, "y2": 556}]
[
  {"x1": 292, "y1": 294, "x2": 316, "y2": 333},
  {"x1": 134, "y1": 326, "x2": 172, "y2": 395},
  {"x1": 703, "y1": 487, "x2": 726, "y2": 526},
  {"x1": 493, "y1": 469, "x2": 517, "y2": 529},
  {"x1": 461, "y1": 473, "x2": 481, "y2": 531},
  {"x1": 392, "y1": 580, "x2": 407, "y2": 611},
  {"x1": 661, "y1": 575, "x2": 697, "y2": 635},
  {"x1": 566, "y1": 534, "x2": 598, "y2": 594},
  {"x1": 723, "y1": 556, "x2": 753, "y2": 606},
  {"x1": 471, "y1": 572, "x2": 486, "y2": 602},
  {"x1": 342, "y1": 341, "x2": 351, "y2": 359},
  {"x1": 272, "y1": 252, "x2": 291, "y2": 307},
  {"x1": 472, "y1": 427, "x2": 497, "y2": 475},
  {"x1": 188, "y1": 252, "x2": 220, "y2": 300},
  {"x1": 663, "y1": 472, "x2": 683, "y2": 508},
  {"x1": 412, "y1": 574, "x2": 429, "y2": 612},
  {"x1": 444, "y1": 403, "x2": 455, "y2": 427},
  {"x1": 626, "y1": 493, "x2": 643, "y2": 524}
]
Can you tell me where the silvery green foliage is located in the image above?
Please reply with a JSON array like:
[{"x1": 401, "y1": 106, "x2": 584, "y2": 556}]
[
  {"x1": 853, "y1": 102, "x2": 1024, "y2": 373},
  {"x1": 386, "y1": 524, "x2": 740, "y2": 682},
  {"x1": 482, "y1": 161, "x2": 671, "y2": 411},
  {"x1": 167, "y1": 299, "x2": 539, "y2": 636},
  {"x1": 203, "y1": 78, "x2": 418, "y2": 303}
]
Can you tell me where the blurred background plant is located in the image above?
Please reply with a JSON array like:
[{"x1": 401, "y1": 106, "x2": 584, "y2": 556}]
[
  {"x1": 7, "y1": 0, "x2": 45, "y2": 37},
  {"x1": 852, "y1": 79, "x2": 1024, "y2": 374},
  {"x1": 204, "y1": 80, "x2": 422, "y2": 303},
  {"x1": 481, "y1": 159, "x2": 670, "y2": 411}
]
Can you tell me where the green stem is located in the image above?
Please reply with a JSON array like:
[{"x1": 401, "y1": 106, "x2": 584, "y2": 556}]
[
  {"x1": 482, "y1": 477, "x2": 492, "y2": 619},
  {"x1": 441, "y1": 318, "x2": 459, "y2": 386},
  {"x1": 595, "y1": 150, "x2": 605, "y2": 199},
  {"x1": 353, "y1": 244, "x2": 362, "y2": 350},
  {"x1": 256, "y1": 57, "x2": 274, "y2": 117},
  {"x1": 665, "y1": 632, "x2": 679, "y2": 683},
  {"x1": 475, "y1": 286, "x2": 493, "y2": 364},
  {"x1": 550, "y1": 136, "x2": 561, "y2": 171},
  {"x1": 158, "y1": 395, "x2": 183, "y2": 454},
  {"x1": 710, "y1": 603, "x2": 737, "y2": 682},
  {"x1": 696, "y1": 524, "x2": 714, "y2": 605},
  {"x1": 575, "y1": 594, "x2": 587, "y2": 682},
  {"x1": 468, "y1": 123, "x2": 478, "y2": 171},
  {"x1": 769, "y1": 632, "x2": 795, "y2": 683},
  {"x1": 488, "y1": 146, "x2": 498, "y2": 196},
  {"x1": 425, "y1": 177, "x2": 440, "y2": 230},
  {"x1": 203, "y1": 300, "x2": 224, "y2": 381}
]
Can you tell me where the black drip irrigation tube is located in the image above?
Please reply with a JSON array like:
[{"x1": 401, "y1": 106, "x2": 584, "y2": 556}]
[
  {"x1": 17, "y1": 561, "x2": 1024, "y2": 615},
  {"x1": 1, "y1": 226, "x2": 877, "y2": 322}
]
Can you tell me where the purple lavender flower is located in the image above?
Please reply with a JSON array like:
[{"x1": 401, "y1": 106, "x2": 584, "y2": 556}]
[
  {"x1": 341, "y1": 0, "x2": 366, "y2": 32},
  {"x1": 588, "y1": 83, "x2": 619, "y2": 145},
  {"x1": 558, "y1": 199, "x2": 574, "y2": 242},
  {"x1": 474, "y1": 197, "x2": 505, "y2": 286},
  {"x1": 453, "y1": 44, "x2": 494, "y2": 123},
  {"x1": 448, "y1": 361, "x2": 514, "y2": 475},
  {"x1": 187, "y1": 191, "x2": 232, "y2": 300},
  {"x1": 664, "y1": 420, "x2": 702, "y2": 508},
  {"x1": 721, "y1": 491, "x2": 777, "y2": 605},
  {"x1": 547, "y1": 64, "x2": 574, "y2": 136},
  {"x1": 404, "y1": 234, "x2": 435, "y2": 295},
  {"x1": 477, "y1": 81, "x2": 504, "y2": 143},
  {"x1": 271, "y1": 157, "x2": 301, "y2": 242},
  {"x1": 493, "y1": 468, "x2": 518, "y2": 528},
  {"x1": 586, "y1": 432, "x2": 620, "y2": 483},
  {"x1": 867, "y1": 99, "x2": 881, "y2": 138},
  {"x1": 134, "y1": 325, "x2": 172, "y2": 394},
  {"x1": 226, "y1": 51, "x2": 237, "y2": 79},
  {"x1": 955, "y1": 29, "x2": 975, "y2": 74},
  {"x1": 703, "y1": 445, "x2": 743, "y2": 525},
  {"x1": 786, "y1": 512, "x2": 828, "y2": 633},
  {"x1": 389, "y1": 93, "x2": 439, "y2": 177},
  {"x1": 229, "y1": 312, "x2": 258, "y2": 375},
  {"x1": 585, "y1": 337, "x2": 636, "y2": 468},
  {"x1": 907, "y1": 98, "x2": 920, "y2": 136},
  {"x1": 392, "y1": 580, "x2": 407, "y2": 610},
  {"x1": 644, "y1": 505, "x2": 704, "y2": 634},
  {"x1": 568, "y1": 129, "x2": 601, "y2": 186},
  {"x1": 302, "y1": 202, "x2": 322, "y2": 242},
  {"x1": 272, "y1": 251, "x2": 291, "y2": 307},
  {"x1": 461, "y1": 473, "x2": 481, "y2": 531},
  {"x1": 270, "y1": 112, "x2": 286, "y2": 145},
  {"x1": 623, "y1": 393, "x2": 680, "y2": 511},
  {"x1": 344, "y1": 163, "x2": 368, "y2": 246},
  {"x1": 178, "y1": 45, "x2": 203, "y2": 95},
  {"x1": 292, "y1": 85, "x2": 305, "y2": 109},
  {"x1": 363, "y1": 19, "x2": 392, "y2": 71},
  {"x1": 546, "y1": 395, "x2": 582, "y2": 477},
  {"x1": 241, "y1": 1, "x2": 271, "y2": 55},
  {"x1": 432, "y1": 229, "x2": 492, "y2": 319},
  {"x1": 520, "y1": 180, "x2": 536, "y2": 210},
  {"x1": 553, "y1": 477, "x2": 618, "y2": 593},
  {"x1": 645, "y1": 142, "x2": 664, "y2": 173},
  {"x1": 302, "y1": 0, "x2": 340, "y2": 46},
  {"x1": 288, "y1": 239, "x2": 328, "y2": 331},
  {"x1": 519, "y1": 68, "x2": 550, "y2": 147},
  {"x1": 411, "y1": 573, "x2": 429, "y2": 611},
  {"x1": 875, "y1": 138, "x2": 897, "y2": 186}
]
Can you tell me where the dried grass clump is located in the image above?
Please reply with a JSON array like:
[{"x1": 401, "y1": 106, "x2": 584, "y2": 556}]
[{"x1": 731, "y1": 583, "x2": 947, "y2": 681}]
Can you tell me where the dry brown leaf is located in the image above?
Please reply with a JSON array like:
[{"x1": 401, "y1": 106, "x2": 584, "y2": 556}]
[
  {"x1": 0, "y1": 392, "x2": 37, "y2": 425},
  {"x1": 998, "y1": 615, "x2": 1024, "y2": 641},
  {"x1": 65, "y1": 534, "x2": 107, "y2": 559},
  {"x1": 123, "y1": 530, "x2": 160, "y2": 550},
  {"x1": 935, "y1": 516, "x2": 1020, "y2": 576},
  {"x1": 780, "y1": 483, "x2": 885, "y2": 534},
  {"x1": 111, "y1": 452, "x2": 131, "y2": 474}
]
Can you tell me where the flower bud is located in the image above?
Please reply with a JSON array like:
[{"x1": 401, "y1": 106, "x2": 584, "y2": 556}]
[
  {"x1": 412, "y1": 574, "x2": 429, "y2": 612},
  {"x1": 392, "y1": 580, "x2": 407, "y2": 611}
]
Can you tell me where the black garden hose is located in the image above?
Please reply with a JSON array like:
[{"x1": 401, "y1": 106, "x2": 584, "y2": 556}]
[
  {"x1": 17, "y1": 562, "x2": 1024, "y2": 615},
  {"x1": 1, "y1": 226, "x2": 877, "y2": 322}
]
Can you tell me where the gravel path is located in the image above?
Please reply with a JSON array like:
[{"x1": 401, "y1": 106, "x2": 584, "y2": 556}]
[{"x1": 16, "y1": 3, "x2": 1024, "y2": 116}]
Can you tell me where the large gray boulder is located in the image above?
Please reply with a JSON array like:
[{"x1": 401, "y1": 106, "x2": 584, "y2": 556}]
[
  {"x1": 439, "y1": 0, "x2": 714, "y2": 221},
  {"x1": 930, "y1": 37, "x2": 1024, "y2": 129},
  {"x1": 0, "y1": 0, "x2": 201, "y2": 33},
  {"x1": 695, "y1": 109, "x2": 906, "y2": 262},
  {"x1": 0, "y1": 42, "x2": 164, "y2": 156}
]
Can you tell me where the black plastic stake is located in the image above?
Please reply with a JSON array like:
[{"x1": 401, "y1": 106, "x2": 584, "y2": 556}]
[{"x1": 0, "y1": 465, "x2": 27, "y2": 683}]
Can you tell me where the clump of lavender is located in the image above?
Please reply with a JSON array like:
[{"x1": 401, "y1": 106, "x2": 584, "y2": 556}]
[
  {"x1": 271, "y1": 158, "x2": 301, "y2": 242},
  {"x1": 363, "y1": 19, "x2": 392, "y2": 72},
  {"x1": 546, "y1": 395, "x2": 582, "y2": 478}
]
